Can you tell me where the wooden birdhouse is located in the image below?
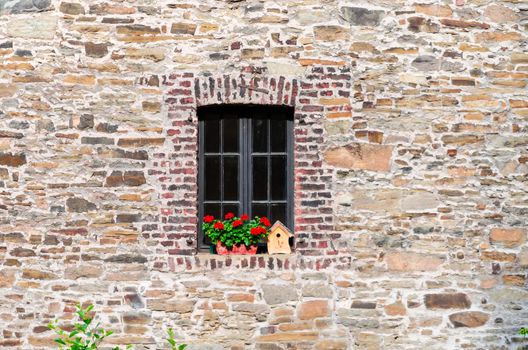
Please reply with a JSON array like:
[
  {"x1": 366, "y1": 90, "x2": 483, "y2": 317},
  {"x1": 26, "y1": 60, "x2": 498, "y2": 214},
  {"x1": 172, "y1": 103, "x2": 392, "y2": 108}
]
[{"x1": 267, "y1": 221, "x2": 293, "y2": 254}]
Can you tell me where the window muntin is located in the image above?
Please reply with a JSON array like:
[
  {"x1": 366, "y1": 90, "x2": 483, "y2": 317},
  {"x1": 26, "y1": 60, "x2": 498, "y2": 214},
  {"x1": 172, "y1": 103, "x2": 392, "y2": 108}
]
[{"x1": 197, "y1": 105, "x2": 294, "y2": 250}]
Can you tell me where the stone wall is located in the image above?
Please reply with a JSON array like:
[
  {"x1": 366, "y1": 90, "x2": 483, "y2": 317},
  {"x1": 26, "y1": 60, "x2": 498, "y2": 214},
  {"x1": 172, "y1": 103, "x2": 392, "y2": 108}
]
[{"x1": 0, "y1": 0, "x2": 527, "y2": 349}]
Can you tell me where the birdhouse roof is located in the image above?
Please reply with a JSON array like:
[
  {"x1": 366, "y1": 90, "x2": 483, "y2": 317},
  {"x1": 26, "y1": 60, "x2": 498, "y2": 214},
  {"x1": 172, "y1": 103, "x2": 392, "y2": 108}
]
[{"x1": 270, "y1": 220, "x2": 293, "y2": 236}]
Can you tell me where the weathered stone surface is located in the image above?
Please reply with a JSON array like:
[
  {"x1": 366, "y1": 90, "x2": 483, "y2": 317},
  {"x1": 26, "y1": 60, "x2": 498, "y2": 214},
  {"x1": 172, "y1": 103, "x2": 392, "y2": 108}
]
[
  {"x1": 314, "y1": 26, "x2": 349, "y2": 41},
  {"x1": 302, "y1": 283, "x2": 333, "y2": 298},
  {"x1": 386, "y1": 252, "x2": 443, "y2": 272},
  {"x1": 401, "y1": 191, "x2": 439, "y2": 211},
  {"x1": 424, "y1": 293, "x2": 471, "y2": 310},
  {"x1": 415, "y1": 4, "x2": 452, "y2": 17},
  {"x1": 66, "y1": 197, "x2": 96, "y2": 213},
  {"x1": 59, "y1": 2, "x2": 84, "y2": 15},
  {"x1": 483, "y1": 4, "x2": 519, "y2": 23},
  {"x1": 64, "y1": 265, "x2": 103, "y2": 279},
  {"x1": 0, "y1": 153, "x2": 26, "y2": 167},
  {"x1": 489, "y1": 228, "x2": 525, "y2": 248},
  {"x1": 324, "y1": 143, "x2": 393, "y2": 172},
  {"x1": 85, "y1": 42, "x2": 108, "y2": 58},
  {"x1": 170, "y1": 22, "x2": 197, "y2": 35},
  {"x1": 341, "y1": 7, "x2": 384, "y2": 26},
  {"x1": 22, "y1": 269, "x2": 58, "y2": 280},
  {"x1": 6, "y1": 15, "x2": 57, "y2": 39},
  {"x1": 298, "y1": 300, "x2": 330, "y2": 320},
  {"x1": 449, "y1": 311, "x2": 489, "y2": 328},
  {"x1": 262, "y1": 281, "x2": 298, "y2": 305},
  {"x1": 148, "y1": 299, "x2": 195, "y2": 313},
  {"x1": 1, "y1": 0, "x2": 51, "y2": 14}
]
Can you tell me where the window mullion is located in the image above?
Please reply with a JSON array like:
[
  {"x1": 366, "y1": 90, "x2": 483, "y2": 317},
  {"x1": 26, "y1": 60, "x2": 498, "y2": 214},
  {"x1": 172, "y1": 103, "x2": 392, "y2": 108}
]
[
  {"x1": 220, "y1": 117, "x2": 224, "y2": 216},
  {"x1": 241, "y1": 117, "x2": 247, "y2": 216}
]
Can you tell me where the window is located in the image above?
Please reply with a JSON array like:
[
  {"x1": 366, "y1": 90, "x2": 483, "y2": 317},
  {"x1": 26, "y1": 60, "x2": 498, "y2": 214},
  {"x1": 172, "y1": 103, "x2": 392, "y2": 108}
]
[{"x1": 197, "y1": 105, "x2": 294, "y2": 250}]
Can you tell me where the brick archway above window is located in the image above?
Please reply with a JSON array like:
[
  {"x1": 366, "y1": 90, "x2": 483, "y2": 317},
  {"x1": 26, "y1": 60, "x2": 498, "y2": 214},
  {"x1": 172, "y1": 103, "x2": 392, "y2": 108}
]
[{"x1": 165, "y1": 73, "x2": 299, "y2": 108}]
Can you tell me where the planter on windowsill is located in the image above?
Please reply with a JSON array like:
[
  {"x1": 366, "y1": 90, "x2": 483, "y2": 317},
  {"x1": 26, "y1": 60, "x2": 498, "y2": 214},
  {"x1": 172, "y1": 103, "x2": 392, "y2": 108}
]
[
  {"x1": 202, "y1": 212, "x2": 271, "y2": 255},
  {"x1": 215, "y1": 241, "x2": 258, "y2": 255}
]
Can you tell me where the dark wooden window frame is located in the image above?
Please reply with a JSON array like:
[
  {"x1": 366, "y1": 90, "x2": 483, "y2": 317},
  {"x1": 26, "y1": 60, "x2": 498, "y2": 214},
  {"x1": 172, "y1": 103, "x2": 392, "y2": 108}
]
[{"x1": 197, "y1": 104, "x2": 294, "y2": 250}]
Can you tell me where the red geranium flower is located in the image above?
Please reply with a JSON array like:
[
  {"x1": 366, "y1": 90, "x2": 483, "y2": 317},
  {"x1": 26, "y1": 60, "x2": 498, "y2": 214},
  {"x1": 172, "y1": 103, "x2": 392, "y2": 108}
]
[
  {"x1": 260, "y1": 217, "x2": 271, "y2": 227},
  {"x1": 240, "y1": 214, "x2": 249, "y2": 221},
  {"x1": 203, "y1": 215, "x2": 214, "y2": 223},
  {"x1": 213, "y1": 221, "x2": 224, "y2": 230},
  {"x1": 251, "y1": 226, "x2": 266, "y2": 235},
  {"x1": 232, "y1": 219, "x2": 243, "y2": 228},
  {"x1": 224, "y1": 212, "x2": 235, "y2": 220}
]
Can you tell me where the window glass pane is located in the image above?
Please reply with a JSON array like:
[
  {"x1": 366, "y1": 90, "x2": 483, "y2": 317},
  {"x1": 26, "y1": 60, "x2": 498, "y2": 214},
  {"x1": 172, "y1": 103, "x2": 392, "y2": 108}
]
[
  {"x1": 223, "y1": 118, "x2": 239, "y2": 153},
  {"x1": 252, "y1": 119, "x2": 268, "y2": 153},
  {"x1": 204, "y1": 203, "x2": 221, "y2": 221},
  {"x1": 204, "y1": 119, "x2": 220, "y2": 153},
  {"x1": 270, "y1": 203, "x2": 286, "y2": 225},
  {"x1": 271, "y1": 156, "x2": 286, "y2": 200},
  {"x1": 223, "y1": 203, "x2": 240, "y2": 217},
  {"x1": 252, "y1": 156, "x2": 268, "y2": 200},
  {"x1": 223, "y1": 156, "x2": 238, "y2": 201},
  {"x1": 204, "y1": 156, "x2": 220, "y2": 200},
  {"x1": 252, "y1": 203, "x2": 268, "y2": 219},
  {"x1": 270, "y1": 119, "x2": 286, "y2": 152}
]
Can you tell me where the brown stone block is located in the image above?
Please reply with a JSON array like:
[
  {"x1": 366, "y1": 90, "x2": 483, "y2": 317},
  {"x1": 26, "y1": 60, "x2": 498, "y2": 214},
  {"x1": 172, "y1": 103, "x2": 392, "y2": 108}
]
[
  {"x1": 510, "y1": 100, "x2": 528, "y2": 109},
  {"x1": 490, "y1": 228, "x2": 525, "y2": 248},
  {"x1": 315, "y1": 340, "x2": 348, "y2": 350},
  {"x1": 424, "y1": 293, "x2": 471, "y2": 309},
  {"x1": 22, "y1": 269, "x2": 58, "y2": 280},
  {"x1": 241, "y1": 48, "x2": 265, "y2": 59},
  {"x1": 117, "y1": 24, "x2": 160, "y2": 35},
  {"x1": 0, "y1": 270, "x2": 16, "y2": 288},
  {"x1": 386, "y1": 252, "x2": 443, "y2": 272},
  {"x1": 298, "y1": 300, "x2": 330, "y2": 320},
  {"x1": 503, "y1": 274, "x2": 525, "y2": 287},
  {"x1": 0, "y1": 153, "x2": 26, "y2": 167},
  {"x1": 278, "y1": 322, "x2": 312, "y2": 331},
  {"x1": 324, "y1": 143, "x2": 393, "y2": 172},
  {"x1": 117, "y1": 138, "x2": 165, "y2": 147},
  {"x1": 384, "y1": 301, "x2": 406, "y2": 316},
  {"x1": 64, "y1": 74, "x2": 96, "y2": 85},
  {"x1": 475, "y1": 32, "x2": 522, "y2": 42},
  {"x1": 142, "y1": 101, "x2": 161, "y2": 112},
  {"x1": 314, "y1": 26, "x2": 349, "y2": 41},
  {"x1": 319, "y1": 98, "x2": 350, "y2": 106},
  {"x1": 64, "y1": 265, "x2": 103, "y2": 279},
  {"x1": 449, "y1": 311, "x2": 489, "y2": 328},
  {"x1": 415, "y1": 4, "x2": 453, "y2": 17},
  {"x1": 0, "y1": 83, "x2": 17, "y2": 97},
  {"x1": 60, "y1": 2, "x2": 85, "y2": 15},
  {"x1": 147, "y1": 299, "x2": 195, "y2": 313},
  {"x1": 512, "y1": 53, "x2": 528, "y2": 65},
  {"x1": 125, "y1": 48, "x2": 165, "y2": 62},
  {"x1": 170, "y1": 23, "x2": 197, "y2": 35},
  {"x1": 484, "y1": 4, "x2": 519, "y2": 23},
  {"x1": 480, "y1": 251, "x2": 516, "y2": 262},
  {"x1": 85, "y1": 42, "x2": 108, "y2": 58},
  {"x1": 226, "y1": 293, "x2": 255, "y2": 303},
  {"x1": 89, "y1": 3, "x2": 136, "y2": 15},
  {"x1": 440, "y1": 18, "x2": 489, "y2": 29},
  {"x1": 441, "y1": 134, "x2": 484, "y2": 146}
]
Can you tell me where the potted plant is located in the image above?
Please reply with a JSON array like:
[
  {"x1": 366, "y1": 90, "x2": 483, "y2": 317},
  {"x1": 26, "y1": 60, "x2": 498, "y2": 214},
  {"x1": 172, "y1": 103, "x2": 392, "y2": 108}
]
[{"x1": 202, "y1": 212, "x2": 271, "y2": 255}]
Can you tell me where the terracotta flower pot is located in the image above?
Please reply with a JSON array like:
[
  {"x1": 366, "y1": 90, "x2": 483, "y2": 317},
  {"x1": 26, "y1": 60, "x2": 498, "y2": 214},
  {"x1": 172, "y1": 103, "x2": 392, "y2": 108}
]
[{"x1": 216, "y1": 241, "x2": 257, "y2": 255}]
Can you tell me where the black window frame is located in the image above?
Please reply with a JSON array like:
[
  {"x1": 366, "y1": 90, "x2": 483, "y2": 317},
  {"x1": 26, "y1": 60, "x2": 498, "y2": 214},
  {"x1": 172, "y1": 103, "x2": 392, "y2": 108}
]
[{"x1": 197, "y1": 104, "x2": 294, "y2": 251}]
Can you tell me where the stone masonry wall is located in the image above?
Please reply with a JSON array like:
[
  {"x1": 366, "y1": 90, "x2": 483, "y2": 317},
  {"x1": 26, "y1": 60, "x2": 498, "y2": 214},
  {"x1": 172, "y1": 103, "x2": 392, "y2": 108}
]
[{"x1": 0, "y1": 0, "x2": 527, "y2": 349}]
